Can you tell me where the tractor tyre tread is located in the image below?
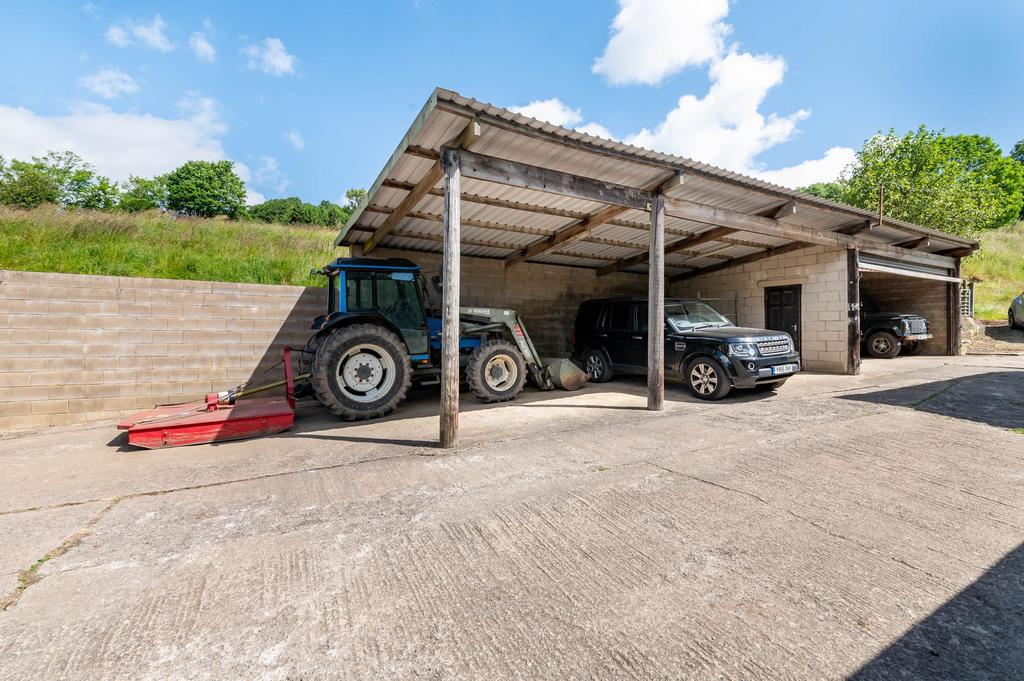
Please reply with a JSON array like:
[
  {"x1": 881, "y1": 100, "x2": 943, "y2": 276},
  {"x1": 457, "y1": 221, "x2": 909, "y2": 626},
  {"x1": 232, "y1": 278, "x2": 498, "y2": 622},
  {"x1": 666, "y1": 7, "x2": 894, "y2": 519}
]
[
  {"x1": 466, "y1": 340, "x2": 527, "y2": 403},
  {"x1": 311, "y1": 323, "x2": 412, "y2": 421}
]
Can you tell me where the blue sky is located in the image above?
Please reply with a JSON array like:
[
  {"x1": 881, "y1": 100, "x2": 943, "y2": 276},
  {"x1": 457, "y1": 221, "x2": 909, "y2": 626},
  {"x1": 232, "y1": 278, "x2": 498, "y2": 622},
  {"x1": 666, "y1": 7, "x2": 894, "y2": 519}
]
[{"x1": 2, "y1": 0, "x2": 1022, "y2": 204}]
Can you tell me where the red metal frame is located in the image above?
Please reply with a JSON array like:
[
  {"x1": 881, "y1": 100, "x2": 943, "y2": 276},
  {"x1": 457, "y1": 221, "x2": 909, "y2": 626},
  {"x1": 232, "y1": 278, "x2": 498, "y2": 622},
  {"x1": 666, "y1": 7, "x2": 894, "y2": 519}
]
[{"x1": 117, "y1": 347, "x2": 298, "y2": 449}]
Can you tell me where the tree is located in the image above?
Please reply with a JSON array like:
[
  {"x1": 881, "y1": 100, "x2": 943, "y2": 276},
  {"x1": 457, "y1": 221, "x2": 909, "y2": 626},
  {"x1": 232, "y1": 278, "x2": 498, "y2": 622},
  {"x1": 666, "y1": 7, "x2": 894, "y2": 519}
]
[
  {"x1": 249, "y1": 196, "x2": 353, "y2": 226},
  {"x1": 798, "y1": 181, "x2": 847, "y2": 203},
  {"x1": 0, "y1": 158, "x2": 61, "y2": 208},
  {"x1": 810, "y1": 126, "x2": 1024, "y2": 238},
  {"x1": 165, "y1": 160, "x2": 246, "y2": 218},
  {"x1": 343, "y1": 188, "x2": 366, "y2": 209},
  {"x1": 119, "y1": 175, "x2": 169, "y2": 212},
  {"x1": 1011, "y1": 139, "x2": 1024, "y2": 165}
]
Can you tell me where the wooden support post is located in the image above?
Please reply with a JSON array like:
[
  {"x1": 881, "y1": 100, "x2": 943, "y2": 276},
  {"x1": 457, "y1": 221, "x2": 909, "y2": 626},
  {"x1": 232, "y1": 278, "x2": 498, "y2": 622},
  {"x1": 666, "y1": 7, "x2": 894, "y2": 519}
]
[
  {"x1": 847, "y1": 248, "x2": 861, "y2": 375},
  {"x1": 647, "y1": 192, "x2": 666, "y2": 411},
  {"x1": 439, "y1": 148, "x2": 461, "y2": 448}
]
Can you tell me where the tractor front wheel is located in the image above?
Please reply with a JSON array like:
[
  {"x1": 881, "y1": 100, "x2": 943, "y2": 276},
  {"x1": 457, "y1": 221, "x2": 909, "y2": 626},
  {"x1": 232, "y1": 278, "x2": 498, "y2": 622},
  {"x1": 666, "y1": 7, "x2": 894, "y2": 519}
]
[
  {"x1": 311, "y1": 324, "x2": 412, "y2": 420},
  {"x1": 467, "y1": 340, "x2": 527, "y2": 403}
]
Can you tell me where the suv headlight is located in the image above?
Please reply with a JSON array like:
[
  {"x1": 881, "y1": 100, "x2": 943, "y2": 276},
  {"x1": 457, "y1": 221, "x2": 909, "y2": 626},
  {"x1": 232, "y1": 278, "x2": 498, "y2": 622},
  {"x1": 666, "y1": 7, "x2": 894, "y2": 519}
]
[{"x1": 728, "y1": 342, "x2": 758, "y2": 358}]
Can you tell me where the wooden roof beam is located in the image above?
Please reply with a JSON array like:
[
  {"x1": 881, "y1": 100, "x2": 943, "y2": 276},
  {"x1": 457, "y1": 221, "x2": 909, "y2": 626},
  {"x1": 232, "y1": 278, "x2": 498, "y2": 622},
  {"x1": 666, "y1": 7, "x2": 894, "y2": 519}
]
[
  {"x1": 669, "y1": 242, "x2": 811, "y2": 282},
  {"x1": 363, "y1": 120, "x2": 480, "y2": 255},
  {"x1": 759, "y1": 200, "x2": 797, "y2": 220},
  {"x1": 597, "y1": 226, "x2": 735, "y2": 277},
  {"x1": 836, "y1": 219, "x2": 877, "y2": 235},
  {"x1": 663, "y1": 198, "x2": 954, "y2": 269},
  {"x1": 894, "y1": 236, "x2": 930, "y2": 249}
]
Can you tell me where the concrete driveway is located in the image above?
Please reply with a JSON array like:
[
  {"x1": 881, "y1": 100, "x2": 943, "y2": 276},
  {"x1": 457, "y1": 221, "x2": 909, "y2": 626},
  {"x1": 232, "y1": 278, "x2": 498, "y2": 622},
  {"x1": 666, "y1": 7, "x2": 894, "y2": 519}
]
[{"x1": 1, "y1": 355, "x2": 1022, "y2": 680}]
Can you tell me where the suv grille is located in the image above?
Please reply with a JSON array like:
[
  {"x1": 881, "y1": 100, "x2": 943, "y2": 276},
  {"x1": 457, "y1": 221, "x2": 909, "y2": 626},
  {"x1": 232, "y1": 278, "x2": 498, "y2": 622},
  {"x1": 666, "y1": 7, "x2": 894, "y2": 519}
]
[
  {"x1": 907, "y1": 319, "x2": 927, "y2": 334},
  {"x1": 757, "y1": 338, "x2": 791, "y2": 356}
]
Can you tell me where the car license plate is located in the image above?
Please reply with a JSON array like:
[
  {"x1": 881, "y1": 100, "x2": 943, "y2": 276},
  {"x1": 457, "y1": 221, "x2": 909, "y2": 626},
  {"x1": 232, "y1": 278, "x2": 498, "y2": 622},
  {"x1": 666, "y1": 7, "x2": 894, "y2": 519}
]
[{"x1": 771, "y1": 364, "x2": 796, "y2": 375}]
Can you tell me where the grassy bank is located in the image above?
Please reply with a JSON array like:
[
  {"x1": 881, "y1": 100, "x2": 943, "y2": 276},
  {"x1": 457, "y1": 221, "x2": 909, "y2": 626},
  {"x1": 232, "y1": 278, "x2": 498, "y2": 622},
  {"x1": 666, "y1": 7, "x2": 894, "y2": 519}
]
[
  {"x1": 0, "y1": 206, "x2": 340, "y2": 287},
  {"x1": 963, "y1": 221, "x2": 1024, "y2": 321}
]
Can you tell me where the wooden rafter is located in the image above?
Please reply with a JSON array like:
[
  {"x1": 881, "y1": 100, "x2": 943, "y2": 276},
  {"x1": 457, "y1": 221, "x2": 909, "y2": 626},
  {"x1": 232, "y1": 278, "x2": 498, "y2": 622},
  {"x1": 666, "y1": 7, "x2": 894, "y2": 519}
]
[
  {"x1": 597, "y1": 226, "x2": 735, "y2": 277},
  {"x1": 894, "y1": 236, "x2": 930, "y2": 249},
  {"x1": 664, "y1": 198, "x2": 954, "y2": 269},
  {"x1": 836, "y1": 220, "x2": 877, "y2": 235},
  {"x1": 669, "y1": 242, "x2": 811, "y2": 282},
  {"x1": 363, "y1": 120, "x2": 480, "y2": 255},
  {"x1": 503, "y1": 172, "x2": 683, "y2": 268}
]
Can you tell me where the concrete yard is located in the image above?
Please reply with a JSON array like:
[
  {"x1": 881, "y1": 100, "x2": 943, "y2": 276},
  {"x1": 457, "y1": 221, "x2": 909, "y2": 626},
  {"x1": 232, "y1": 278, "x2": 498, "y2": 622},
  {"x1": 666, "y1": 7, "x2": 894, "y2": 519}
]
[{"x1": 1, "y1": 355, "x2": 1022, "y2": 680}]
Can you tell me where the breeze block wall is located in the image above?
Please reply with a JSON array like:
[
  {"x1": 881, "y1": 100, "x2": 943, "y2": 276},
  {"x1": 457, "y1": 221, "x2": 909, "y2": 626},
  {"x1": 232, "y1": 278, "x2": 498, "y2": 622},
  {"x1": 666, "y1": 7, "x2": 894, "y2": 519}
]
[
  {"x1": 353, "y1": 246, "x2": 649, "y2": 357},
  {"x1": 0, "y1": 270, "x2": 322, "y2": 433},
  {"x1": 669, "y1": 246, "x2": 850, "y2": 373},
  {"x1": 859, "y1": 272, "x2": 949, "y2": 356}
]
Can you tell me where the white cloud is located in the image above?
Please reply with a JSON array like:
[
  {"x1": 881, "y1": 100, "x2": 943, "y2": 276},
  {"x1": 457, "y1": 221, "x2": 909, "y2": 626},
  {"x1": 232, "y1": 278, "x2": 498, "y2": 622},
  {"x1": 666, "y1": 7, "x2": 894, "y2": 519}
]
[
  {"x1": 756, "y1": 146, "x2": 856, "y2": 188},
  {"x1": 78, "y1": 68, "x2": 139, "y2": 99},
  {"x1": 510, "y1": 98, "x2": 582, "y2": 127},
  {"x1": 105, "y1": 25, "x2": 130, "y2": 47},
  {"x1": 284, "y1": 129, "x2": 304, "y2": 150},
  {"x1": 576, "y1": 122, "x2": 616, "y2": 140},
  {"x1": 189, "y1": 33, "x2": 216, "y2": 62},
  {"x1": 252, "y1": 155, "x2": 289, "y2": 194},
  {"x1": 510, "y1": 98, "x2": 616, "y2": 139},
  {"x1": 0, "y1": 95, "x2": 229, "y2": 182},
  {"x1": 242, "y1": 38, "x2": 296, "y2": 76},
  {"x1": 245, "y1": 189, "x2": 265, "y2": 205},
  {"x1": 82, "y1": 3, "x2": 98, "y2": 18},
  {"x1": 593, "y1": 0, "x2": 730, "y2": 86},
  {"x1": 106, "y1": 14, "x2": 174, "y2": 52},
  {"x1": 626, "y1": 50, "x2": 809, "y2": 172}
]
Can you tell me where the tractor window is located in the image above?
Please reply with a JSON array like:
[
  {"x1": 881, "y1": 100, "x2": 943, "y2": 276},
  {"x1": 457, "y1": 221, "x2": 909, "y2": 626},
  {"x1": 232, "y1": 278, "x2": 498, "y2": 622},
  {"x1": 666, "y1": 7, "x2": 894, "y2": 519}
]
[
  {"x1": 346, "y1": 272, "x2": 375, "y2": 311},
  {"x1": 375, "y1": 276, "x2": 424, "y2": 330}
]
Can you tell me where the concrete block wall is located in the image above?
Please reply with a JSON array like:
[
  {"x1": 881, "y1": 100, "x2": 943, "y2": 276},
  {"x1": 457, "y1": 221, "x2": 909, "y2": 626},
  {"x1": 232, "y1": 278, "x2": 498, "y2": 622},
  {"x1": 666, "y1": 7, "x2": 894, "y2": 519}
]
[
  {"x1": 670, "y1": 246, "x2": 850, "y2": 373},
  {"x1": 0, "y1": 270, "x2": 322, "y2": 433},
  {"x1": 356, "y1": 247, "x2": 648, "y2": 356},
  {"x1": 859, "y1": 272, "x2": 949, "y2": 355}
]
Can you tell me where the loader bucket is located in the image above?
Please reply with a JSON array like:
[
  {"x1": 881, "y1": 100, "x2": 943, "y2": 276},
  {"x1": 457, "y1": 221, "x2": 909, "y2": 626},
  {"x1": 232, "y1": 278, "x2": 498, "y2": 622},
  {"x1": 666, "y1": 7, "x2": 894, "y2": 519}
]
[{"x1": 544, "y1": 358, "x2": 588, "y2": 391}]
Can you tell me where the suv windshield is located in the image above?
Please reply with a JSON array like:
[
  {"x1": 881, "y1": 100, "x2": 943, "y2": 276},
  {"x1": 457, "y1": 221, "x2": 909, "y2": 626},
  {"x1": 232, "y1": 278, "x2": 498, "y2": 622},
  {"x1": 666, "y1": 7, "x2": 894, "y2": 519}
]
[{"x1": 666, "y1": 300, "x2": 731, "y2": 331}]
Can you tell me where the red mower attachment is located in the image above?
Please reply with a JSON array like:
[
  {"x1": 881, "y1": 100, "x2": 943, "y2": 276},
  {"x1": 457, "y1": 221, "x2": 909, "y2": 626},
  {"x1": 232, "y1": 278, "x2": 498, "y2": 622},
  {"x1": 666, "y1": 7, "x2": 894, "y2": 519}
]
[{"x1": 117, "y1": 347, "x2": 306, "y2": 449}]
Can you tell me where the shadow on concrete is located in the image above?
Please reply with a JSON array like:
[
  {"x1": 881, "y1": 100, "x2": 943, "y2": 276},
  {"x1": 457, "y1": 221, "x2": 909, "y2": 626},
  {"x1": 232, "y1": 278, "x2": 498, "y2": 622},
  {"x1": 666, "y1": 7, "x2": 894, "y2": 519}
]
[
  {"x1": 244, "y1": 286, "x2": 324, "y2": 393},
  {"x1": 851, "y1": 542, "x2": 1024, "y2": 680},
  {"x1": 840, "y1": 371, "x2": 1024, "y2": 430}
]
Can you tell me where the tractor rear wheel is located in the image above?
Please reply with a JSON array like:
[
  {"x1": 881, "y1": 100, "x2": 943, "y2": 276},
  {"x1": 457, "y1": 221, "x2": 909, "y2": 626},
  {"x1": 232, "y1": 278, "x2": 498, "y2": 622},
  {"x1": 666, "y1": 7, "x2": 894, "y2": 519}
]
[
  {"x1": 311, "y1": 324, "x2": 412, "y2": 420},
  {"x1": 466, "y1": 340, "x2": 527, "y2": 403}
]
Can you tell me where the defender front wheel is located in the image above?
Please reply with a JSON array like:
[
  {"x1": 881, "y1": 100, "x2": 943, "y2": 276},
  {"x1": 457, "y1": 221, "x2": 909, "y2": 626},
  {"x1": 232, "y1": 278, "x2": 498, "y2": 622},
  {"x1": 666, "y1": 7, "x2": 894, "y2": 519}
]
[
  {"x1": 685, "y1": 357, "x2": 732, "y2": 401},
  {"x1": 866, "y1": 331, "x2": 901, "y2": 359}
]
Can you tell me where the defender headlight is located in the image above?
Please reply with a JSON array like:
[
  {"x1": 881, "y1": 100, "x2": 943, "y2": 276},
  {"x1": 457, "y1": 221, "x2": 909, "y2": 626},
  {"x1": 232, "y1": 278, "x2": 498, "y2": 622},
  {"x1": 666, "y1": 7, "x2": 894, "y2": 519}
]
[
  {"x1": 901, "y1": 320, "x2": 911, "y2": 332},
  {"x1": 728, "y1": 342, "x2": 758, "y2": 358}
]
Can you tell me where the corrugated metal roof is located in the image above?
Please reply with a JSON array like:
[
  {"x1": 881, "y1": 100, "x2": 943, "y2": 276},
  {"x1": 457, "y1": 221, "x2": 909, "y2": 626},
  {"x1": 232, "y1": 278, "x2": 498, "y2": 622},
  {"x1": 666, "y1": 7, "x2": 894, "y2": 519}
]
[{"x1": 338, "y1": 88, "x2": 977, "y2": 274}]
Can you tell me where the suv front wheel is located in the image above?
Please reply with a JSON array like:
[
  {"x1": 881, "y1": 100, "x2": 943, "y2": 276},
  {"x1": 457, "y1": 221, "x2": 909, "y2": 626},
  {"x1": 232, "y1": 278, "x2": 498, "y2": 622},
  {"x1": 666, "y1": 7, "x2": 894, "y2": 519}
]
[{"x1": 684, "y1": 356, "x2": 732, "y2": 401}]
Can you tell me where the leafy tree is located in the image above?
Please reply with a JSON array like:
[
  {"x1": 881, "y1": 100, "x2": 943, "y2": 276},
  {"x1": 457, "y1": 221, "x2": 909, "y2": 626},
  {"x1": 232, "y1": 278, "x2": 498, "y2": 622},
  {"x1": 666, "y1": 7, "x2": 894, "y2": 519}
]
[
  {"x1": 0, "y1": 158, "x2": 61, "y2": 208},
  {"x1": 798, "y1": 181, "x2": 847, "y2": 203},
  {"x1": 343, "y1": 188, "x2": 366, "y2": 209},
  {"x1": 249, "y1": 196, "x2": 353, "y2": 226},
  {"x1": 1010, "y1": 139, "x2": 1024, "y2": 165},
  {"x1": 119, "y1": 175, "x2": 169, "y2": 212},
  {"x1": 165, "y1": 160, "x2": 246, "y2": 218},
  {"x1": 806, "y1": 126, "x2": 1024, "y2": 238}
]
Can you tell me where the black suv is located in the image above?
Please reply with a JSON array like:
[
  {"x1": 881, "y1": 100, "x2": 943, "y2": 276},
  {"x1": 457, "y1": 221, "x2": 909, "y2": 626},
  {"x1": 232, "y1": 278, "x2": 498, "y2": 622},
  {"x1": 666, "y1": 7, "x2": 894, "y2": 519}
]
[
  {"x1": 860, "y1": 296, "x2": 932, "y2": 358},
  {"x1": 572, "y1": 297, "x2": 801, "y2": 400}
]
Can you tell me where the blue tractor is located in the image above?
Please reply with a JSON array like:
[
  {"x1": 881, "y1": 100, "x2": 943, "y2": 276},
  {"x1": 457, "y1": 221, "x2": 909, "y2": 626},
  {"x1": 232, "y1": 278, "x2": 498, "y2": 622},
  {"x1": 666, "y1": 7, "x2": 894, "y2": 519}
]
[{"x1": 301, "y1": 258, "x2": 583, "y2": 421}]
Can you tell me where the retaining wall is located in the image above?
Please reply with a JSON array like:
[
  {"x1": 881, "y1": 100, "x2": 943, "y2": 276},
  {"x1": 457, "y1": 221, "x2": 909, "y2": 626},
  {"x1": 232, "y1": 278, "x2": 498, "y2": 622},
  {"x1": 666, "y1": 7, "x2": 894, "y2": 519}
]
[{"x1": 0, "y1": 270, "x2": 321, "y2": 433}]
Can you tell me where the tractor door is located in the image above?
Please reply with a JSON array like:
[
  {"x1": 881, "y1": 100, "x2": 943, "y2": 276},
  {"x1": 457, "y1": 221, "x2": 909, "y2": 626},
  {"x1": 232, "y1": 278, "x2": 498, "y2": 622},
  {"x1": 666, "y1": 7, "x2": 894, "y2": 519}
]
[{"x1": 345, "y1": 270, "x2": 430, "y2": 356}]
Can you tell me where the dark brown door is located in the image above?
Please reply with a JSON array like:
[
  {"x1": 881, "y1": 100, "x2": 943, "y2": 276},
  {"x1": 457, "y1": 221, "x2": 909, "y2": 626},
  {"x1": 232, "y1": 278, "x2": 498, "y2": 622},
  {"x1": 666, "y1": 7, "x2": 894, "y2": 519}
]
[{"x1": 764, "y1": 285, "x2": 802, "y2": 352}]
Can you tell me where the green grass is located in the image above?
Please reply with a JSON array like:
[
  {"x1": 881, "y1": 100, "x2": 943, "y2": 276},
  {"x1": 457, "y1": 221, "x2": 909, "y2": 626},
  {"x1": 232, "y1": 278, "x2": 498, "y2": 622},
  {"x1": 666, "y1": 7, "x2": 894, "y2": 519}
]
[
  {"x1": 0, "y1": 205, "x2": 341, "y2": 287},
  {"x1": 963, "y1": 221, "x2": 1024, "y2": 321}
]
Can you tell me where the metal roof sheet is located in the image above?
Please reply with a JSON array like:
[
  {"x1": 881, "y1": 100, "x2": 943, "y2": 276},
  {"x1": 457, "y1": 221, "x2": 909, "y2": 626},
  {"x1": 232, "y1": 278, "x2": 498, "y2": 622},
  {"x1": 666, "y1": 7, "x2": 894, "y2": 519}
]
[{"x1": 339, "y1": 88, "x2": 977, "y2": 274}]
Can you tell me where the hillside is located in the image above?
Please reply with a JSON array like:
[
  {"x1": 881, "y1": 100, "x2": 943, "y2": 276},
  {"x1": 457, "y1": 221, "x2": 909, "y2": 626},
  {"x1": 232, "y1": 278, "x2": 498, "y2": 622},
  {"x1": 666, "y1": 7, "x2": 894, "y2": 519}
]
[
  {"x1": 0, "y1": 206, "x2": 340, "y2": 287},
  {"x1": 962, "y1": 221, "x2": 1024, "y2": 321}
]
